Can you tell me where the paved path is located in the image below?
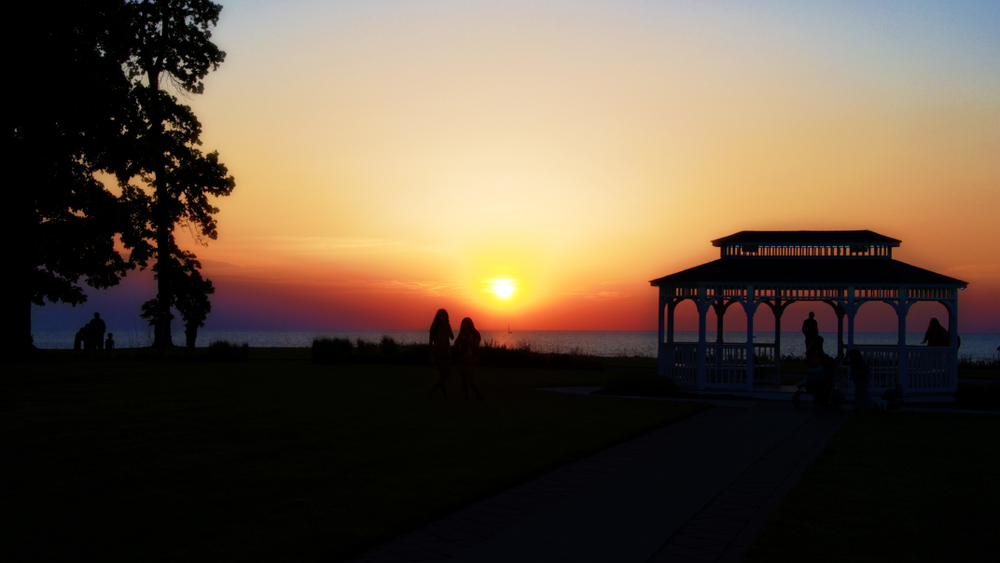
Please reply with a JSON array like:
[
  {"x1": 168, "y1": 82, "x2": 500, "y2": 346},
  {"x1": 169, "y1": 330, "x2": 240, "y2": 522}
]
[{"x1": 351, "y1": 399, "x2": 850, "y2": 563}]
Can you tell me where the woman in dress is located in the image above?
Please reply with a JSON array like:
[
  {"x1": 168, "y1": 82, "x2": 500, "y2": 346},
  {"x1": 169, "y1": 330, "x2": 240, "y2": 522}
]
[
  {"x1": 427, "y1": 309, "x2": 454, "y2": 398},
  {"x1": 454, "y1": 317, "x2": 483, "y2": 400}
]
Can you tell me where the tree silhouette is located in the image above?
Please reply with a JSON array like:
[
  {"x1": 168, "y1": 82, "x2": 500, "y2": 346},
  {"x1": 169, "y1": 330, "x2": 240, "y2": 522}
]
[
  {"x1": 9, "y1": 1, "x2": 134, "y2": 355},
  {"x1": 119, "y1": 0, "x2": 234, "y2": 347},
  {"x1": 139, "y1": 250, "x2": 213, "y2": 349}
]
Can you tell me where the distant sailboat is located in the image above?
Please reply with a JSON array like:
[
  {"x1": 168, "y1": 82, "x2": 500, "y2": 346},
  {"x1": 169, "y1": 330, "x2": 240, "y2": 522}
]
[{"x1": 507, "y1": 324, "x2": 512, "y2": 334}]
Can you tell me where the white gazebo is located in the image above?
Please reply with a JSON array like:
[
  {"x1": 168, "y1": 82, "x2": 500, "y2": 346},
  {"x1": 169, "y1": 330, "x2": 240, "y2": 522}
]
[{"x1": 650, "y1": 231, "x2": 967, "y2": 401}]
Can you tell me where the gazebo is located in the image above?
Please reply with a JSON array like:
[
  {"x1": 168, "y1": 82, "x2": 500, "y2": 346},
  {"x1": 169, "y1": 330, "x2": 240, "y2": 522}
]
[{"x1": 650, "y1": 231, "x2": 967, "y2": 401}]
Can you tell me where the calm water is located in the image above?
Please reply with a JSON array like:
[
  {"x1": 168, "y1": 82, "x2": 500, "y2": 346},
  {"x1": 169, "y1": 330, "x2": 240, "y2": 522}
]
[{"x1": 32, "y1": 329, "x2": 1000, "y2": 360}]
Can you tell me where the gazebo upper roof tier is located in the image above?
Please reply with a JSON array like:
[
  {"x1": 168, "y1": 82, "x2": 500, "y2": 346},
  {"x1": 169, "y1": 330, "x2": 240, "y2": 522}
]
[
  {"x1": 710, "y1": 230, "x2": 902, "y2": 259},
  {"x1": 649, "y1": 258, "x2": 968, "y2": 289},
  {"x1": 711, "y1": 230, "x2": 901, "y2": 247}
]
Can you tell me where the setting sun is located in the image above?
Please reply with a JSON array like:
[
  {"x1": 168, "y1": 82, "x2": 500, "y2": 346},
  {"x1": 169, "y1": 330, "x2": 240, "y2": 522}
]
[{"x1": 487, "y1": 279, "x2": 515, "y2": 299}]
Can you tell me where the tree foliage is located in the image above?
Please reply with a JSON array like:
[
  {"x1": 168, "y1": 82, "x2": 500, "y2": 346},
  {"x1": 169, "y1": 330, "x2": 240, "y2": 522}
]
[
  {"x1": 119, "y1": 0, "x2": 234, "y2": 347},
  {"x1": 9, "y1": 0, "x2": 134, "y2": 353},
  {"x1": 10, "y1": 0, "x2": 234, "y2": 353},
  {"x1": 139, "y1": 250, "x2": 214, "y2": 349}
]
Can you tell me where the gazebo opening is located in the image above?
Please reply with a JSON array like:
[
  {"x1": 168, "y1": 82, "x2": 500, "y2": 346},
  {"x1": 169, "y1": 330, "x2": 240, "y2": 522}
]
[{"x1": 650, "y1": 231, "x2": 967, "y2": 401}]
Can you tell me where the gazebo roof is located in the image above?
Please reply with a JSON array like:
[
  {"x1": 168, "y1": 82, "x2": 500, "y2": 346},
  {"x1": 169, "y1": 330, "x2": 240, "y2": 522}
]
[
  {"x1": 649, "y1": 258, "x2": 968, "y2": 288},
  {"x1": 711, "y1": 230, "x2": 901, "y2": 247}
]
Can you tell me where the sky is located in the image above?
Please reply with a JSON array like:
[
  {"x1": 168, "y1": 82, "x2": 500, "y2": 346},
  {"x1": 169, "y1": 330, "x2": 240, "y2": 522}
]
[{"x1": 34, "y1": 0, "x2": 1000, "y2": 335}]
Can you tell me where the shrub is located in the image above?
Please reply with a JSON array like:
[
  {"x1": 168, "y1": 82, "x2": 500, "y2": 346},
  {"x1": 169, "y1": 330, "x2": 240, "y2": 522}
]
[
  {"x1": 959, "y1": 356, "x2": 1000, "y2": 369},
  {"x1": 207, "y1": 340, "x2": 249, "y2": 362},
  {"x1": 379, "y1": 335, "x2": 400, "y2": 356},
  {"x1": 312, "y1": 337, "x2": 354, "y2": 364}
]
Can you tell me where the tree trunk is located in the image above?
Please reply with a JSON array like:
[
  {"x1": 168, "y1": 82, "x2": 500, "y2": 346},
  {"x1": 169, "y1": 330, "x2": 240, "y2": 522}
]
[
  {"x1": 5, "y1": 291, "x2": 37, "y2": 358},
  {"x1": 149, "y1": 71, "x2": 173, "y2": 349},
  {"x1": 6, "y1": 254, "x2": 38, "y2": 358}
]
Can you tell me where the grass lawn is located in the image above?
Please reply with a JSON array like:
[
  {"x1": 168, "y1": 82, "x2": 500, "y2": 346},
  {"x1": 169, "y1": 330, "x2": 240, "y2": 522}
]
[
  {"x1": 959, "y1": 366, "x2": 1000, "y2": 380},
  {"x1": 744, "y1": 410, "x2": 1000, "y2": 563},
  {"x1": 3, "y1": 354, "x2": 706, "y2": 562}
]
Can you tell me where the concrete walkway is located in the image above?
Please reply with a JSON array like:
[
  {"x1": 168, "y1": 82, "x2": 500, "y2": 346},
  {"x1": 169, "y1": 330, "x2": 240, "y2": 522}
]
[{"x1": 351, "y1": 399, "x2": 850, "y2": 563}]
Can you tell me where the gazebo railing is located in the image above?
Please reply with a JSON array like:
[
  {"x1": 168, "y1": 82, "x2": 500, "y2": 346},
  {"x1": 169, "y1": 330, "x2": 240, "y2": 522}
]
[
  {"x1": 659, "y1": 342, "x2": 777, "y2": 388},
  {"x1": 661, "y1": 343, "x2": 956, "y2": 395},
  {"x1": 853, "y1": 345, "x2": 957, "y2": 393}
]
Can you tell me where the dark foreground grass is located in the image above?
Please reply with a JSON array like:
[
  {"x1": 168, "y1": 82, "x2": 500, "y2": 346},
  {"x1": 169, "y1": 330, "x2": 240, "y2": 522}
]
[
  {"x1": 3, "y1": 356, "x2": 706, "y2": 562},
  {"x1": 744, "y1": 411, "x2": 1000, "y2": 563}
]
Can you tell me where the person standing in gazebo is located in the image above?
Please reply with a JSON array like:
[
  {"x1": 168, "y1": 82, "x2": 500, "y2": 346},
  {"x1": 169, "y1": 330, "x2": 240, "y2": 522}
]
[
  {"x1": 806, "y1": 334, "x2": 830, "y2": 408},
  {"x1": 921, "y1": 318, "x2": 950, "y2": 347},
  {"x1": 802, "y1": 312, "x2": 818, "y2": 346},
  {"x1": 846, "y1": 349, "x2": 872, "y2": 410}
]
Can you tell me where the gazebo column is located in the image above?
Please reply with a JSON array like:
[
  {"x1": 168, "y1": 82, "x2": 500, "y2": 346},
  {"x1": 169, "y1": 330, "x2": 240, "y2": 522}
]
[
  {"x1": 661, "y1": 295, "x2": 682, "y2": 378},
  {"x1": 667, "y1": 300, "x2": 676, "y2": 344},
  {"x1": 943, "y1": 294, "x2": 959, "y2": 391},
  {"x1": 836, "y1": 306, "x2": 845, "y2": 356},
  {"x1": 847, "y1": 288, "x2": 856, "y2": 350},
  {"x1": 895, "y1": 287, "x2": 911, "y2": 392},
  {"x1": 658, "y1": 291, "x2": 667, "y2": 376},
  {"x1": 744, "y1": 285, "x2": 757, "y2": 391},
  {"x1": 824, "y1": 299, "x2": 847, "y2": 357},
  {"x1": 765, "y1": 298, "x2": 795, "y2": 387},
  {"x1": 696, "y1": 286, "x2": 709, "y2": 390},
  {"x1": 714, "y1": 300, "x2": 724, "y2": 343}
]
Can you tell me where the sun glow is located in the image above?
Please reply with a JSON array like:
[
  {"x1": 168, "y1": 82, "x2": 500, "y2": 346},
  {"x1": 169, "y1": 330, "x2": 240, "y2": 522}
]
[{"x1": 486, "y1": 279, "x2": 516, "y2": 299}]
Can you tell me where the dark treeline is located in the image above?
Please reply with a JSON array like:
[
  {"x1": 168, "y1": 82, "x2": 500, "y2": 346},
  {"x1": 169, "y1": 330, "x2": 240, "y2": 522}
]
[{"x1": 10, "y1": 0, "x2": 234, "y2": 356}]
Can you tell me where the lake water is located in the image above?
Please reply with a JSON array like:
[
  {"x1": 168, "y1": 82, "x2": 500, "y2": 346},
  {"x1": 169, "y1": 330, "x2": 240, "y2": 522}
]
[{"x1": 32, "y1": 329, "x2": 1000, "y2": 361}]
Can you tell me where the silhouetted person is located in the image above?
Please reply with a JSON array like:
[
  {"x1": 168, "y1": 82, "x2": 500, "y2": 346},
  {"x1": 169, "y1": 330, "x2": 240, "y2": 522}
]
[
  {"x1": 82, "y1": 319, "x2": 101, "y2": 353},
  {"x1": 91, "y1": 313, "x2": 106, "y2": 352},
  {"x1": 805, "y1": 335, "x2": 831, "y2": 408},
  {"x1": 455, "y1": 317, "x2": 483, "y2": 401},
  {"x1": 845, "y1": 349, "x2": 871, "y2": 410},
  {"x1": 427, "y1": 309, "x2": 454, "y2": 398},
  {"x1": 802, "y1": 312, "x2": 818, "y2": 346},
  {"x1": 921, "y1": 318, "x2": 949, "y2": 347},
  {"x1": 105, "y1": 333, "x2": 115, "y2": 352},
  {"x1": 74, "y1": 327, "x2": 84, "y2": 352}
]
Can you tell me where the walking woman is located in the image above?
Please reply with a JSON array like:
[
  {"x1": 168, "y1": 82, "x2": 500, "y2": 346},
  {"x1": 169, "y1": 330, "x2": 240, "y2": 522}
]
[
  {"x1": 455, "y1": 317, "x2": 483, "y2": 400},
  {"x1": 428, "y1": 309, "x2": 454, "y2": 398}
]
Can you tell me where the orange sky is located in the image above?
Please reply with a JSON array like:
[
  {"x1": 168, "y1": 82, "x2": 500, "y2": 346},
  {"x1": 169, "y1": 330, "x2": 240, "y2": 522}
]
[{"x1": 36, "y1": 0, "x2": 1000, "y2": 333}]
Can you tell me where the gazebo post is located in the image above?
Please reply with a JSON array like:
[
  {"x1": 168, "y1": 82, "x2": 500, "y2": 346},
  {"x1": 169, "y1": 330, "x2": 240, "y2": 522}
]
[
  {"x1": 667, "y1": 300, "x2": 676, "y2": 344},
  {"x1": 896, "y1": 286, "x2": 910, "y2": 392},
  {"x1": 658, "y1": 290, "x2": 666, "y2": 376},
  {"x1": 770, "y1": 299, "x2": 795, "y2": 387},
  {"x1": 773, "y1": 304, "x2": 782, "y2": 386},
  {"x1": 945, "y1": 294, "x2": 959, "y2": 391},
  {"x1": 744, "y1": 285, "x2": 755, "y2": 391},
  {"x1": 847, "y1": 287, "x2": 856, "y2": 350},
  {"x1": 713, "y1": 298, "x2": 726, "y2": 344},
  {"x1": 835, "y1": 306, "x2": 845, "y2": 357},
  {"x1": 697, "y1": 286, "x2": 708, "y2": 390}
]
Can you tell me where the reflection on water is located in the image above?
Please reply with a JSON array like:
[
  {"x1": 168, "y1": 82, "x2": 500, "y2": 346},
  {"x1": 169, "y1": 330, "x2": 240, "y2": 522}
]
[{"x1": 30, "y1": 329, "x2": 1000, "y2": 360}]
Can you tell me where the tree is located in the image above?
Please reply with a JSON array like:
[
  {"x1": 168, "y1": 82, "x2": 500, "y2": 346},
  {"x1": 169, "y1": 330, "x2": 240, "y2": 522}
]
[
  {"x1": 9, "y1": 1, "x2": 134, "y2": 355},
  {"x1": 139, "y1": 250, "x2": 213, "y2": 349},
  {"x1": 119, "y1": 0, "x2": 234, "y2": 347}
]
